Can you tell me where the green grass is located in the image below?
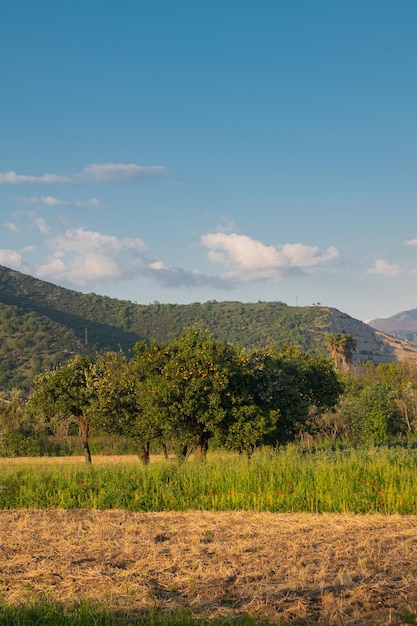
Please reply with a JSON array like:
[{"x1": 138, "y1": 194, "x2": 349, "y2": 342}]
[
  {"x1": 2, "y1": 444, "x2": 417, "y2": 513},
  {"x1": 0, "y1": 600, "x2": 267, "y2": 625},
  {"x1": 2, "y1": 599, "x2": 414, "y2": 625}
]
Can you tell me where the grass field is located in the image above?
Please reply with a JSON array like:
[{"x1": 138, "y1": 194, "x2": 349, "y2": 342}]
[
  {"x1": 1, "y1": 445, "x2": 417, "y2": 514},
  {"x1": 2, "y1": 447, "x2": 417, "y2": 625}
]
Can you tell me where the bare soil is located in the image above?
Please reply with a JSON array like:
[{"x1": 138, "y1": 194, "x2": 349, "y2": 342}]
[{"x1": 1, "y1": 508, "x2": 417, "y2": 624}]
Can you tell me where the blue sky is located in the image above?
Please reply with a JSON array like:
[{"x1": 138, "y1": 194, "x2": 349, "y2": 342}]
[{"x1": 1, "y1": 1, "x2": 417, "y2": 322}]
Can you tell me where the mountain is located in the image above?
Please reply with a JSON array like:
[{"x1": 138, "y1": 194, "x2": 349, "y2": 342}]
[
  {"x1": 368, "y1": 309, "x2": 417, "y2": 346},
  {"x1": 1, "y1": 264, "x2": 417, "y2": 390}
]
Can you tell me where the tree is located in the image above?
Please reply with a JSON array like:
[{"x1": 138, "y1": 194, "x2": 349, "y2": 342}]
[
  {"x1": 0, "y1": 388, "x2": 40, "y2": 456},
  {"x1": 88, "y1": 351, "x2": 133, "y2": 437},
  {"x1": 131, "y1": 340, "x2": 175, "y2": 461},
  {"x1": 247, "y1": 347, "x2": 343, "y2": 445},
  {"x1": 373, "y1": 362, "x2": 417, "y2": 440},
  {"x1": 29, "y1": 355, "x2": 94, "y2": 462},
  {"x1": 93, "y1": 344, "x2": 176, "y2": 464},
  {"x1": 0, "y1": 388, "x2": 29, "y2": 433},
  {"x1": 341, "y1": 381, "x2": 403, "y2": 443},
  {"x1": 134, "y1": 328, "x2": 233, "y2": 458},
  {"x1": 133, "y1": 327, "x2": 267, "y2": 458},
  {"x1": 220, "y1": 404, "x2": 279, "y2": 457},
  {"x1": 326, "y1": 333, "x2": 357, "y2": 371},
  {"x1": 396, "y1": 382, "x2": 417, "y2": 440}
]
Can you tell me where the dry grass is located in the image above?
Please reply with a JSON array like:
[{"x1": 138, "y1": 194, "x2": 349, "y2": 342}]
[{"x1": 1, "y1": 509, "x2": 417, "y2": 625}]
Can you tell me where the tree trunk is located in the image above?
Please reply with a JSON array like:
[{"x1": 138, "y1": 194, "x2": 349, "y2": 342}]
[
  {"x1": 247, "y1": 446, "x2": 255, "y2": 459},
  {"x1": 194, "y1": 434, "x2": 209, "y2": 461},
  {"x1": 162, "y1": 442, "x2": 169, "y2": 460},
  {"x1": 77, "y1": 416, "x2": 91, "y2": 463},
  {"x1": 177, "y1": 444, "x2": 188, "y2": 462},
  {"x1": 138, "y1": 441, "x2": 150, "y2": 465}
]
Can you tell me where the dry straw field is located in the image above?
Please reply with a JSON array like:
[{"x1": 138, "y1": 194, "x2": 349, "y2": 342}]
[{"x1": 2, "y1": 456, "x2": 417, "y2": 625}]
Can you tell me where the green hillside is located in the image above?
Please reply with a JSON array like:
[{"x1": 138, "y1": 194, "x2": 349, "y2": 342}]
[{"x1": 0, "y1": 264, "x2": 411, "y2": 391}]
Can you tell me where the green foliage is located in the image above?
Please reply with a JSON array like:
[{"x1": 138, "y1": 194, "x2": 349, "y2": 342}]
[
  {"x1": 247, "y1": 347, "x2": 343, "y2": 444},
  {"x1": 29, "y1": 355, "x2": 94, "y2": 424},
  {"x1": 0, "y1": 388, "x2": 43, "y2": 456},
  {"x1": 220, "y1": 405, "x2": 279, "y2": 456},
  {"x1": 324, "y1": 363, "x2": 416, "y2": 443},
  {"x1": 0, "y1": 431, "x2": 43, "y2": 457},
  {"x1": 25, "y1": 328, "x2": 343, "y2": 457},
  {"x1": 132, "y1": 328, "x2": 263, "y2": 454},
  {"x1": 352, "y1": 382, "x2": 403, "y2": 443},
  {"x1": 89, "y1": 351, "x2": 140, "y2": 437},
  {"x1": 29, "y1": 355, "x2": 95, "y2": 461},
  {"x1": 0, "y1": 388, "x2": 29, "y2": 431}
]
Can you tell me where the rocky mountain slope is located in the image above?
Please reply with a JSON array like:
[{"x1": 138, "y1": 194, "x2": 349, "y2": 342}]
[
  {"x1": 329, "y1": 309, "x2": 417, "y2": 365},
  {"x1": 368, "y1": 309, "x2": 417, "y2": 346}
]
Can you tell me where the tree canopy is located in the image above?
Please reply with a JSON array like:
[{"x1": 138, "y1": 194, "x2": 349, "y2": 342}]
[{"x1": 27, "y1": 328, "x2": 344, "y2": 461}]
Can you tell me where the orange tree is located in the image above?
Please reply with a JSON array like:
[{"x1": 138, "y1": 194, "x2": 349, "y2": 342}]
[
  {"x1": 29, "y1": 355, "x2": 95, "y2": 462},
  {"x1": 88, "y1": 344, "x2": 187, "y2": 463},
  {"x1": 247, "y1": 347, "x2": 343, "y2": 445},
  {"x1": 87, "y1": 350, "x2": 154, "y2": 460},
  {"x1": 133, "y1": 327, "x2": 276, "y2": 458}
]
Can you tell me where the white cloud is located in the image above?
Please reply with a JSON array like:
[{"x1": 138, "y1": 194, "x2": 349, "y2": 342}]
[
  {"x1": 40, "y1": 196, "x2": 69, "y2": 206},
  {"x1": 200, "y1": 232, "x2": 339, "y2": 283},
  {"x1": 4, "y1": 222, "x2": 20, "y2": 234},
  {"x1": 35, "y1": 227, "x2": 148, "y2": 286},
  {"x1": 46, "y1": 228, "x2": 147, "y2": 256},
  {"x1": 36, "y1": 254, "x2": 121, "y2": 285},
  {"x1": 3, "y1": 217, "x2": 342, "y2": 294},
  {"x1": 1, "y1": 162, "x2": 166, "y2": 185},
  {"x1": 0, "y1": 171, "x2": 71, "y2": 184},
  {"x1": 148, "y1": 260, "x2": 167, "y2": 270},
  {"x1": 74, "y1": 198, "x2": 101, "y2": 208},
  {"x1": 217, "y1": 216, "x2": 239, "y2": 234},
  {"x1": 405, "y1": 238, "x2": 417, "y2": 248},
  {"x1": 34, "y1": 217, "x2": 51, "y2": 235},
  {"x1": 80, "y1": 163, "x2": 166, "y2": 182},
  {"x1": 25, "y1": 223, "x2": 223, "y2": 291},
  {"x1": 0, "y1": 249, "x2": 22, "y2": 267},
  {"x1": 367, "y1": 258, "x2": 401, "y2": 277},
  {"x1": 14, "y1": 195, "x2": 102, "y2": 209}
]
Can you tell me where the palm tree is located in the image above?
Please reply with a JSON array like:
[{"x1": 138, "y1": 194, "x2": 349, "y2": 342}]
[
  {"x1": 326, "y1": 333, "x2": 357, "y2": 370},
  {"x1": 341, "y1": 334, "x2": 358, "y2": 367}
]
